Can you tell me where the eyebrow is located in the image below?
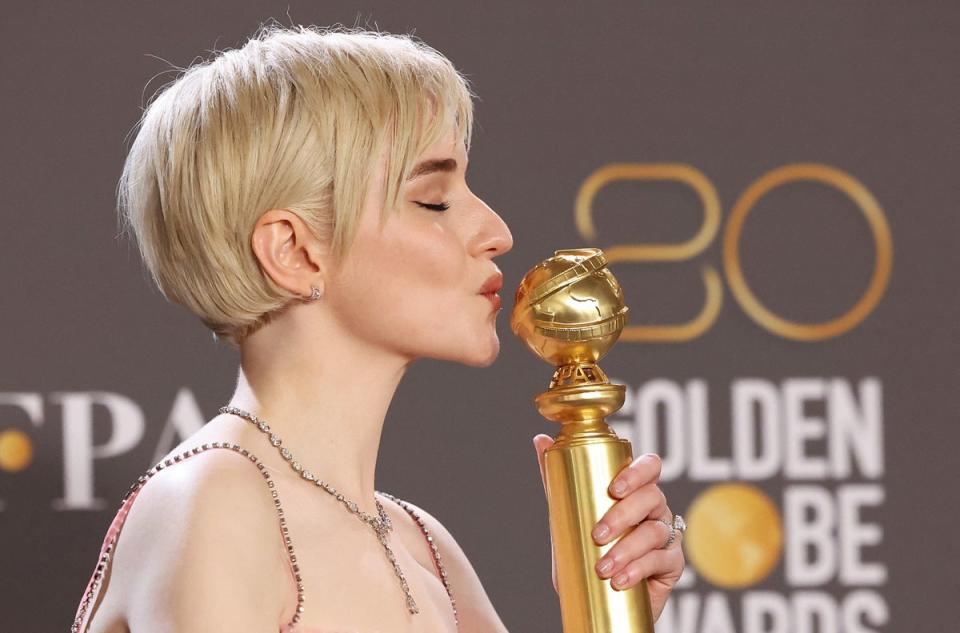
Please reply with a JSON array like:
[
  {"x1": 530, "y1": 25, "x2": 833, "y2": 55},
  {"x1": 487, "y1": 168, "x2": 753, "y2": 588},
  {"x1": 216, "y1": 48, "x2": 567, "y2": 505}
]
[{"x1": 406, "y1": 158, "x2": 458, "y2": 181}]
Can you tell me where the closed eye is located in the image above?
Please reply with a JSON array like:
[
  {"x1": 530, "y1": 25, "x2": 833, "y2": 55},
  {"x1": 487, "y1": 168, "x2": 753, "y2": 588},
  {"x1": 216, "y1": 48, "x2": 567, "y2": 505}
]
[{"x1": 415, "y1": 201, "x2": 450, "y2": 212}]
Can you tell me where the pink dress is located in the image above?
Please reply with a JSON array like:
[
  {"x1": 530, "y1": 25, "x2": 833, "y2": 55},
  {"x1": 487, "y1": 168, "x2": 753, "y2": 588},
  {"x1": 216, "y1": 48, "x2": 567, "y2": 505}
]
[{"x1": 71, "y1": 441, "x2": 458, "y2": 632}]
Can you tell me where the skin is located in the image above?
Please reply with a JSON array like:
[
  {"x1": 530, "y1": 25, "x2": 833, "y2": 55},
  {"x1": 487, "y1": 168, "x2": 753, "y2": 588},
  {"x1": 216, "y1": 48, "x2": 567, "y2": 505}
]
[{"x1": 84, "y1": 124, "x2": 683, "y2": 633}]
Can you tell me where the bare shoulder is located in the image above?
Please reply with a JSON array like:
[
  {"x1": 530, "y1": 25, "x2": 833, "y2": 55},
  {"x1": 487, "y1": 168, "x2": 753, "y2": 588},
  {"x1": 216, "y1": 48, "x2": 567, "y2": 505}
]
[
  {"x1": 113, "y1": 447, "x2": 294, "y2": 632},
  {"x1": 380, "y1": 495, "x2": 509, "y2": 633}
]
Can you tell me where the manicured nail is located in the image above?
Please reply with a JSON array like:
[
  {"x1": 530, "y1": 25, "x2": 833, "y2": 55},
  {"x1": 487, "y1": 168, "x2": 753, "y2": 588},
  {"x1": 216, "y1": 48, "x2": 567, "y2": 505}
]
[
  {"x1": 613, "y1": 573, "x2": 629, "y2": 588},
  {"x1": 596, "y1": 558, "x2": 613, "y2": 575},
  {"x1": 592, "y1": 523, "x2": 609, "y2": 540},
  {"x1": 611, "y1": 479, "x2": 627, "y2": 495}
]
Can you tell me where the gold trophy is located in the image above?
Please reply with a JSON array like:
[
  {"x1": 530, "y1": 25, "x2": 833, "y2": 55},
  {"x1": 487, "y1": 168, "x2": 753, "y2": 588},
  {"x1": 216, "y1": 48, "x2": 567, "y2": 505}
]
[{"x1": 511, "y1": 248, "x2": 654, "y2": 632}]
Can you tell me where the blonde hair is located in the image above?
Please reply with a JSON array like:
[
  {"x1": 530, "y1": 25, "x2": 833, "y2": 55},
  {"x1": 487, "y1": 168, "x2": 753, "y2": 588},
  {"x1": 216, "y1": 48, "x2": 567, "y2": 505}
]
[{"x1": 117, "y1": 23, "x2": 475, "y2": 345}]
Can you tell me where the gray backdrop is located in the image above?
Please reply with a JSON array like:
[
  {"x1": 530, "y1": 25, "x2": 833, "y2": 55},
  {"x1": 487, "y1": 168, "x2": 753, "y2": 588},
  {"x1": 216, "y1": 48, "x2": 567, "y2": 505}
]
[{"x1": 1, "y1": 3, "x2": 956, "y2": 632}]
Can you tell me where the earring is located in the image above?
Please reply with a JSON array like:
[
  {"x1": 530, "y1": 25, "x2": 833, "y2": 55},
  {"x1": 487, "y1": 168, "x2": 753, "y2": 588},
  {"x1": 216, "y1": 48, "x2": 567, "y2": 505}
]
[{"x1": 309, "y1": 285, "x2": 322, "y2": 301}]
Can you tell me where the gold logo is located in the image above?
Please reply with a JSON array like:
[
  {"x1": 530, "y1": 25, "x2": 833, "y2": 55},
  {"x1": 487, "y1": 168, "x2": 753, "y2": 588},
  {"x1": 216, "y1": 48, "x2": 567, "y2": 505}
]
[
  {"x1": 575, "y1": 163, "x2": 892, "y2": 341},
  {"x1": 684, "y1": 483, "x2": 784, "y2": 589}
]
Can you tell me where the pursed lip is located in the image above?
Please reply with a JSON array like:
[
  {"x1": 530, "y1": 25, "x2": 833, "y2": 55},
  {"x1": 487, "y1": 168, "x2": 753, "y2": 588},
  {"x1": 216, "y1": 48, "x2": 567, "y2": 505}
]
[
  {"x1": 478, "y1": 270, "x2": 504, "y2": 295},
  {"x1": 478, "y1": 270, "x2": 504, "y2": 311}
]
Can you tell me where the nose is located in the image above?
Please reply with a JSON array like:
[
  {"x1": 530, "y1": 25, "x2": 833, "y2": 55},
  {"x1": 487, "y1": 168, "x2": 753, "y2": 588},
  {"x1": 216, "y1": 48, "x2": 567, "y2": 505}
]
[{"x1": 469, "y1": 196, "x2": 514, "y2": 258}]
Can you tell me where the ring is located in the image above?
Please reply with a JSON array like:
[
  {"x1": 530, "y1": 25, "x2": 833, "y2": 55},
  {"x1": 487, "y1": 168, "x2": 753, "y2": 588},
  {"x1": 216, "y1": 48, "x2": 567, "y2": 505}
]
[
  {"x1": 672, "y1": 514, "x2": 687, "y2": 533},
  {"x1": 656, "y1": 514, "x2": 686, "y2": 549}
]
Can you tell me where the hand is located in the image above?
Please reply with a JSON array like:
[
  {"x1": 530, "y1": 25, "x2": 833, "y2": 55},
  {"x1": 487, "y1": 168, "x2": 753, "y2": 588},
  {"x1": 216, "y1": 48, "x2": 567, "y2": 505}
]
[{"x1": 533, "y1": 434, "x2": 684, "y2": 622}]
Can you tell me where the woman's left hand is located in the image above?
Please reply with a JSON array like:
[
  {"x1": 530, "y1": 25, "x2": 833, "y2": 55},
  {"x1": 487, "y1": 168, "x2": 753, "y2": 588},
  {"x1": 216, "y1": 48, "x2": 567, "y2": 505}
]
[{"x1": 533, "y1": 434, "x2": 685, "y2": 622}]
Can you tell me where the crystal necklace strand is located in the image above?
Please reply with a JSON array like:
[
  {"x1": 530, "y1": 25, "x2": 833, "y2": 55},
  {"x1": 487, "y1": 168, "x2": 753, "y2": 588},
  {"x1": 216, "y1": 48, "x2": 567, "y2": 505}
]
[{"x1": 218, "y1": 405, "x2": 420, "y2": 615}]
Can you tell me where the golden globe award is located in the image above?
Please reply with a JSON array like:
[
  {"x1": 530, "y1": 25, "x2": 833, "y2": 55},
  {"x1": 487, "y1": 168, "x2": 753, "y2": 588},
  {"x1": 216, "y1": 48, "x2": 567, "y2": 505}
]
[{"x1": 511, "y1": 248, "x2": 655, "y2": 632}]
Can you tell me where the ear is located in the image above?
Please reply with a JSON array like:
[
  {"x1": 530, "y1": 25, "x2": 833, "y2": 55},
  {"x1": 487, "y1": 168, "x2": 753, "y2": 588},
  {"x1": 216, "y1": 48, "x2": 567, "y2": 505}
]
[{"x1": 250, "y1": 209, "x2": 325, "y2": 298}]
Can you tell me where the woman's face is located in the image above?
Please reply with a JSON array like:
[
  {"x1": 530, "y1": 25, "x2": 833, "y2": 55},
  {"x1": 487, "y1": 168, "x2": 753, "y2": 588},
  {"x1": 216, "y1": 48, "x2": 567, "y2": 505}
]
[{"x1": 323, "y1": 126, "x2": 514, "y2": 367}]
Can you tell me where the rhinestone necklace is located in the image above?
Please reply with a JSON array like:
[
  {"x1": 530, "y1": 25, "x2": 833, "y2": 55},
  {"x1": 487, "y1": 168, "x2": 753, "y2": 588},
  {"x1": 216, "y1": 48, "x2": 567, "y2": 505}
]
[{"x1": 218, "y1": 405, "x2": 420, "y2": 615}]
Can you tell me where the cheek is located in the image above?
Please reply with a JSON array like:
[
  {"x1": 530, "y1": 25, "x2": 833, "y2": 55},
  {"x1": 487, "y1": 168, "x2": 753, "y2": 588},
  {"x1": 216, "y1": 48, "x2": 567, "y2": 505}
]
[
  {"x1": 389, "y1": 221, "x2": 466, "y2": 295},
  {"x1": 340, "y1": 218, "x2": 469, "y2": 337}
]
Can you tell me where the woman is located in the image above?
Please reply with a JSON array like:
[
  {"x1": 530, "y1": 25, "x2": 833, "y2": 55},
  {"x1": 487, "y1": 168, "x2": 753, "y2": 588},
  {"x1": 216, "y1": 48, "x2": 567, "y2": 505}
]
[{"x1": 72, "y1": 24, "x2": 684, "y2": 632}]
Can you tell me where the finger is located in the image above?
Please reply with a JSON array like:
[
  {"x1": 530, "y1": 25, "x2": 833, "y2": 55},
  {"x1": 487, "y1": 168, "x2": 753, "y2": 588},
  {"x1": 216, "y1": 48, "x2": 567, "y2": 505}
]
[
  {"x1": 592, "y1": 483, "x2": 667, "y2": 545},
  {"x1": 609, "y1": 547, "x2": 685, "y2": 591},
  {"x1": 608, "y1": 453, "x2": 662, "y2": 499},
  {"x1": 653, "y1": 504, "x2": 683, "y2": 548},
  {"x1": 594, "y1": 519, "x2": 674, "y2": 579},
  {"x1": 532, "y1": 434, "x2": 554, "y2": 494},
  {"x1": 531, "y1": 434, "x2": 557, "y2": 592}
]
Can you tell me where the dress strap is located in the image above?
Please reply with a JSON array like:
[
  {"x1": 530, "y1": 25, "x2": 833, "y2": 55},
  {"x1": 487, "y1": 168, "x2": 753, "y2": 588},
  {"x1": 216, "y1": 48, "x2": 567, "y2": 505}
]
[
  {"x1": 71, "y1": 442, "x2": 305, "y2": 633},
  {"x1": 378, "y1": 492, "x2": 459, "y2": 626}
]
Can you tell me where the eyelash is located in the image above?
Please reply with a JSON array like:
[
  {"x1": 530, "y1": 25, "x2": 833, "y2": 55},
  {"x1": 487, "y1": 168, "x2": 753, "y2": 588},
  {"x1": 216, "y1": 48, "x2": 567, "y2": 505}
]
[{"x1": 415, "y1": 201, "x2": 450, "y2": 212}]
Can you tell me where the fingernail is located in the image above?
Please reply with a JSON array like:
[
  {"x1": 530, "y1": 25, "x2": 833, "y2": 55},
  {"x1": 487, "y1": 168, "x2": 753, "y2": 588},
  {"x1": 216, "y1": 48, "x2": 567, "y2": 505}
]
[
  {"x1": 592, "y1": 523, "x2": 609, "y2": 540},
  {"x1": 596, "y1": 558, "x2": 613, "y2": 575},
  {"x1": 613, "y1": 573, "x2": 629, "y2": 588},
  {"x1": 611, "y1": 479, "x2": 627, "y2": 496}
]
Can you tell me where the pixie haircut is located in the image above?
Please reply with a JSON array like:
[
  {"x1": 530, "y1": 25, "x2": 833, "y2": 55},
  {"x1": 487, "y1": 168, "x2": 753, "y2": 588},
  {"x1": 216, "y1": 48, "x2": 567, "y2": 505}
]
[{"x1": 118, "y1": 24, "x2": 475, "y2": 345}]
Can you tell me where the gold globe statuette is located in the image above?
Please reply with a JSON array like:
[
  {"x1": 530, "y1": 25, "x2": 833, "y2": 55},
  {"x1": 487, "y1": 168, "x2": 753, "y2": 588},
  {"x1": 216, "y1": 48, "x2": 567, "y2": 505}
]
[{"x1": 511, "y1": 248, "x2": 655, "y2": 632}]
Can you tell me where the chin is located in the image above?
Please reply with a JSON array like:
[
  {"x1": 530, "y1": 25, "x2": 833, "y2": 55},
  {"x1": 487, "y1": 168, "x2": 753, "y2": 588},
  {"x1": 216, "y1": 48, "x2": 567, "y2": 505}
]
[
  {"x1": 422, "y1": 324, "x2": 501, "y2": 367},
  {"x1": 456, "y1": 337, "x2": 501, "y2": 368}
]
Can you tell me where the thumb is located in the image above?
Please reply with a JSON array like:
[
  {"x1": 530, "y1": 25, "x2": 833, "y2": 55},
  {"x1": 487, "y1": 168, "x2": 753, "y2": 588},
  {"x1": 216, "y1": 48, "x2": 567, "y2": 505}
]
[
  {"x1": 532, "y1": 434, "x2": 555, "y2": 495},
  {"x1": 532, "y1": 433, "x2": 559, "y2": 594}
]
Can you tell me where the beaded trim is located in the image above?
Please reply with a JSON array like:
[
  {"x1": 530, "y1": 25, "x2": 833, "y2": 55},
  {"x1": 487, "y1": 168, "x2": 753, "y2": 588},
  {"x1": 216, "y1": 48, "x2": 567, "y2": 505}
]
[
  {"x1": 71, "y1": 539, "x2": 114, "y2": 633},
  {"x1": 72, "y1": 443, "x2": 460, "y2": 632},
  {"x1": 379, "y1": 492, "x2": 459, "y2": 626},
  {"x1": 71, "y1": 442, "x2": 305, "y2": 633}
]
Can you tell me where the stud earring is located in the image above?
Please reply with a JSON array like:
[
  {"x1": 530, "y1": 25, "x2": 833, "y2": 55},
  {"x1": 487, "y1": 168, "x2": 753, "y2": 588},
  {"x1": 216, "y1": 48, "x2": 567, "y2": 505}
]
[{"x1": 309, "y1": 285, "x2": 322, "y2": 301}]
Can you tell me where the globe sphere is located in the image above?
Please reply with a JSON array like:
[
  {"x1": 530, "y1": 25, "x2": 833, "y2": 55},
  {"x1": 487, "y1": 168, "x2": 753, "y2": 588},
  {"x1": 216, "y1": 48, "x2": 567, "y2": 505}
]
[{"x1": 510, "y1": 248, "x2": 629, "y2": 367}]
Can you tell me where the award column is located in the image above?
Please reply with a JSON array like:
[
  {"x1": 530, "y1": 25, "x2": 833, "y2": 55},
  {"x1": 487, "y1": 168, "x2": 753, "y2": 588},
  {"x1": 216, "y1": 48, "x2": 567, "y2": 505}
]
[{"x1": 511, "y1": 248, "x2": 655, "y2": 633}]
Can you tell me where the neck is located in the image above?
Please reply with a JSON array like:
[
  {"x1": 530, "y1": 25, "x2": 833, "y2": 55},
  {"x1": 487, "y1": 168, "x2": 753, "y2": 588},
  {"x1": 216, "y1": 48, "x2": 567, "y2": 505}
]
[{"x1": 226, "y1": 311, "x2": 410, "y2": 515}]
